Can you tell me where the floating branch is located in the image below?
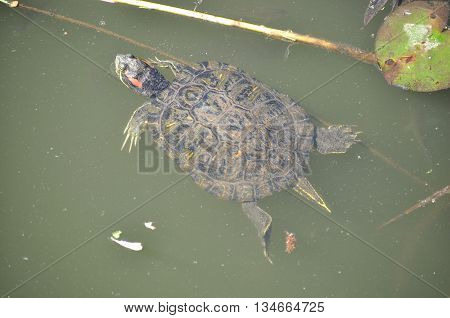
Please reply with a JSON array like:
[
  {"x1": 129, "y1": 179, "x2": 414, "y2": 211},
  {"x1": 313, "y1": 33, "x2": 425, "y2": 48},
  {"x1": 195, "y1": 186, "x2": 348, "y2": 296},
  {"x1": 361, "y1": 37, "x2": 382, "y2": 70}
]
[
  {"x1": 379, "y1": 185, "x2": 450, "y2": 229},
  {"x1": 101, "y1": 0, "x2": 377, "y2": 65}
]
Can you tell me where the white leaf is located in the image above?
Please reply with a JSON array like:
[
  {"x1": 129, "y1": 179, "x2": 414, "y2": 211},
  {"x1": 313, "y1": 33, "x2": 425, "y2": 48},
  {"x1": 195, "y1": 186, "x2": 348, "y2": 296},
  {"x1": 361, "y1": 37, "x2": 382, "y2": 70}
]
[
  {"x1": 144, "y1": 222, "x2": 156, "y2": 230},
  {"x1": 110, "y1": 237, "x2": 143, "y2": 251}
]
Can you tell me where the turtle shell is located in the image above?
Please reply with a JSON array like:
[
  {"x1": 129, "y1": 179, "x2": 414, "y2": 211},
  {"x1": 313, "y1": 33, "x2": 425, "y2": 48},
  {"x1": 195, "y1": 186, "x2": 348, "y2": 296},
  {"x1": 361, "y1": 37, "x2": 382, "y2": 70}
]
[{"x1": 153, "y1": 61, "x2": 315, "y2": 202}]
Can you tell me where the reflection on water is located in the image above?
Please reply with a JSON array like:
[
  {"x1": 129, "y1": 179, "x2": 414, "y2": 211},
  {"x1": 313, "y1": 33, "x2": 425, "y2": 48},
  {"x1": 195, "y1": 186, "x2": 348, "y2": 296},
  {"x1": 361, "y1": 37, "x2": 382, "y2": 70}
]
[{"x1": 0, "y1": 0, "x2": 449, "y2": 297}]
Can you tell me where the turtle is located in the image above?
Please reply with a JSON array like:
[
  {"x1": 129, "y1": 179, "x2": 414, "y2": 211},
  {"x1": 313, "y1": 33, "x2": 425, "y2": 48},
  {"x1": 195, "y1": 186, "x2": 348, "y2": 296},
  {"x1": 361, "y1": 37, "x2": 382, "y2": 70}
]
[
  {"x1": 114, "y1": 54, "x2": 359, "y2": 262},
  {"x1": 363, "y1": 0, "x2": 448, "y2": 25}
]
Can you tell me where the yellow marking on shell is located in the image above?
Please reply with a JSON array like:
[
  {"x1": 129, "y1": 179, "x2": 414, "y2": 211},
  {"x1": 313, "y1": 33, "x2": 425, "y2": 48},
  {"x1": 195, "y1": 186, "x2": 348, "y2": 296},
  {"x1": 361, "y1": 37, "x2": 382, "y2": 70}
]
[
  {"x1": 165, "y1": 121, "x2": 177, "y2": 130},
  {"x1": 248, "y1": 86, "x2": 260, "y2": 103},
  {"x1": 216, "y1": 71, "x2": 229, "y2": 89},
  {"x1": 186, "y1": 151, "x2": 194, "y2": 159},
  {"x1": 293, "y1": 185, "x2": 331, "y2": 213},
  {"x1": 201, "y1": 79, "x2": 210, "y2": 86},
  {"x1": 325, "y1": 150, "x2": 349, "y2": 154}
]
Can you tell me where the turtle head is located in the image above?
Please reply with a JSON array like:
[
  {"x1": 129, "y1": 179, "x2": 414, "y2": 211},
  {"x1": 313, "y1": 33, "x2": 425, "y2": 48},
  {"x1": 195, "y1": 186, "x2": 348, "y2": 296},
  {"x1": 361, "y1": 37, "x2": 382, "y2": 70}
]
[{"x1": 115, "y1": 54, "x2": 169, "y2": 97}]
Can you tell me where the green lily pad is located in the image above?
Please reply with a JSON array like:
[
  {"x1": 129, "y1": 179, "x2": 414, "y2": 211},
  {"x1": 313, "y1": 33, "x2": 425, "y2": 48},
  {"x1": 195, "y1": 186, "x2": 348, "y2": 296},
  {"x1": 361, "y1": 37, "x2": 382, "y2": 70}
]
[{"x1": 375, "y1": 1, "x2": 450, "y2": 92}]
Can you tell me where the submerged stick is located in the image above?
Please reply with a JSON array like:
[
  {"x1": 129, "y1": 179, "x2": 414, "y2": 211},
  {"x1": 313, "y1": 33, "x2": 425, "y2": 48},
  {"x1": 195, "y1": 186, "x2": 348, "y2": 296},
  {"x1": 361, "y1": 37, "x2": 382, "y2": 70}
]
[
  {"x1": 379, "y1": 185, "x2": 450, "y2": 229},
  {"x1": 364, "y1": 145, "x2": 428, "y2": 187},
  {"x1": 101, "y1": 0, "x2": 377, "y2": 65}
]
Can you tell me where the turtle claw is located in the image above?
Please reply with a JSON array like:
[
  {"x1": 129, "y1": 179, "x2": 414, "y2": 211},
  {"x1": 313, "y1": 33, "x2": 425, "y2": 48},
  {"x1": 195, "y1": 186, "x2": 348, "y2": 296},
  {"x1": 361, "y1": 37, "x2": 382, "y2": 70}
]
[
  {"x1": 121, "y1": 105, "x2": 149, "y2": 152},
  {"x1": 123, "y1": 122, "x2": 130, "y2": 135},
  {"x1": 121, "y1": 127, "x2": 140, "y2": 153},
  {"x1": 121, "y1": 133, "x2": 130, "y2": 151},
  {"x1": 128, "y1": 135, "x2": 134, "y2": 153}
]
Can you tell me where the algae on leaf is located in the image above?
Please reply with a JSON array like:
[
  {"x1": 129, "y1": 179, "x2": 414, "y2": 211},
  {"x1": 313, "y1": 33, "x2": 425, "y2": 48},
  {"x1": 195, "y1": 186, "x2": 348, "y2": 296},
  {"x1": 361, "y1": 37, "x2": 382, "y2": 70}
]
[{"x1": 375, "y1": 1, "x2": 450, "y2": 92}]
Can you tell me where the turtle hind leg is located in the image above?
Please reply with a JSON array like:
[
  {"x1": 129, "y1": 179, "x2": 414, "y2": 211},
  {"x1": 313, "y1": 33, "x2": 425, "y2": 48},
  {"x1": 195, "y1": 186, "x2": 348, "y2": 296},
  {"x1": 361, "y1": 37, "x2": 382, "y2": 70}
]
[
  {"x1": 315, "y1": 125, "x2": 359, "y2": 154},
  {"x1": 242, "y1": 202, "x2": 273, "y2": 264}
]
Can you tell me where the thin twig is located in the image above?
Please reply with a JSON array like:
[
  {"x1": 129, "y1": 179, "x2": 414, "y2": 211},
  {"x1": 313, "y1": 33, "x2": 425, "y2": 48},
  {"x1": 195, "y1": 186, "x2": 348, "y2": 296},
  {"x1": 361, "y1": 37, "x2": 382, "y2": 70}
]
[
  {"x1": 101, "y1": 0, "x2": 377, "y2": 65},
  {"x1": 379, "y1": 185, "x2": 450, "y2": 229}
]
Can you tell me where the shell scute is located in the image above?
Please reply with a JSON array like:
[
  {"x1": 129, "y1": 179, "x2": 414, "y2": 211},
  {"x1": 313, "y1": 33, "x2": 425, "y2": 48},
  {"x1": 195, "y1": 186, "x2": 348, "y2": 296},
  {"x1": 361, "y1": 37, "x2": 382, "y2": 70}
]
[{"x1": 158, "y1": 62, "x2": 315, "y2": 201}]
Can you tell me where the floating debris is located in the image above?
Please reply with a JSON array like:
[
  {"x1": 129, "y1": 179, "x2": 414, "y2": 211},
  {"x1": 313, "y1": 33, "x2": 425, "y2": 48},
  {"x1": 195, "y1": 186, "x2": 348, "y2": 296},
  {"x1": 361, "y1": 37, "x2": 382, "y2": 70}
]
[
  {"x1": 110, "y1": 230, "x2": 142, "y2": 251},
  {"x1": 110, "y1": 237, "x2": 143, "y2": 251},
  {"x1": 144, "y1": 221, "x2": 156, "y2": 230},
  {"x1": 111, "y1": 230, "x2": 122, "y2": 239},
  {"x1": 284, "y1": 231, "x2": 297, "y2": 254}
]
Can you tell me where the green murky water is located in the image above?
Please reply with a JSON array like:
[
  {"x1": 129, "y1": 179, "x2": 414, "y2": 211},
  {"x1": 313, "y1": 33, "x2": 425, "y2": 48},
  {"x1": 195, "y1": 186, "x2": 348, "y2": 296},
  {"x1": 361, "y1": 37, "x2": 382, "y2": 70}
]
[{"x1": 1, "y1": 0, "x2": 449, "y2": 297}]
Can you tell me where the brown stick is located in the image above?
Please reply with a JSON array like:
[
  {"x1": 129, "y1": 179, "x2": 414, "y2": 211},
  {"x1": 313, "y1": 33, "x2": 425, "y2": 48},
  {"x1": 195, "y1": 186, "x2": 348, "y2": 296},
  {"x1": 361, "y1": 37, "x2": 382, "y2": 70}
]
[
  {"x1": 101, "y1": 0, "x2": 377, "y2": 65},
  {"x1": 364, "y1": 145, "x2": 428, "y2": 187},
  {"x1": 379, "y1": 185, "x2": 450, "y2": 229}
]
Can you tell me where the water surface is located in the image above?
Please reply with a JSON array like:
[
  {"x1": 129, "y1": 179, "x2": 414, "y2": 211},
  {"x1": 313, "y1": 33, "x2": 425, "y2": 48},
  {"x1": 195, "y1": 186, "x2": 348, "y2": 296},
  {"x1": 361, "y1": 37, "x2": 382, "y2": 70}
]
[{"x1": 0, "y1": 0, "x2": 449, "y2": 297}]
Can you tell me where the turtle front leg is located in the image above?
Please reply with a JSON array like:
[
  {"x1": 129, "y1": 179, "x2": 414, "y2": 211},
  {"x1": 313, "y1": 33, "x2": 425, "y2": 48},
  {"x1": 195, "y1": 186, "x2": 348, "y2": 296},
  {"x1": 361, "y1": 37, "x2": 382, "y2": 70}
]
[
  {"x1": 242, "y1": 202, "x2": 273, "y2": 264},
  {"x1": 122, "y1": 102, "x2": 161, "y2": 152}
]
